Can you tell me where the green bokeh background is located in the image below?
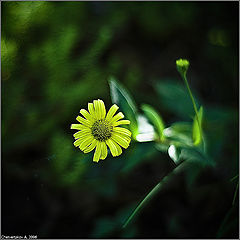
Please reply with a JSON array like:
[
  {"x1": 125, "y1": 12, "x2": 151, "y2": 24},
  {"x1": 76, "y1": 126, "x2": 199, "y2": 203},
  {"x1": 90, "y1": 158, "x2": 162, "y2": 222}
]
[{"x1": 2, "y1": 2, "x2": 238, "y2": 238}]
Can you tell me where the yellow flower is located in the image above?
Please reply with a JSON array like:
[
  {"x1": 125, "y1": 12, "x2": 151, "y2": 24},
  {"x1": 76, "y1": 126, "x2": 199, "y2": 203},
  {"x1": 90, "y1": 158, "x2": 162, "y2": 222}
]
[{"x1": 70, "y1": 99, "x2": 131, "y2": 162}]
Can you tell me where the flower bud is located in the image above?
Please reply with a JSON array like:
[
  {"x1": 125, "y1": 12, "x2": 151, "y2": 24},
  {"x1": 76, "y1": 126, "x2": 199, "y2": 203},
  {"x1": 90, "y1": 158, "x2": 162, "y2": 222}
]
[{"x1": 176, "y1": 58, "x2": 190, "y2": 77}]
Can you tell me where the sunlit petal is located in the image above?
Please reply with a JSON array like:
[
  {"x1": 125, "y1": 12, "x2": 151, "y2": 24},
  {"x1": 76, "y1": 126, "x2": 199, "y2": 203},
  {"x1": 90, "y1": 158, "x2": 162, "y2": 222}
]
[
  {"x1": 105, "y1": 104, "x2": 119, "y2": 121},
  {"x1": 93, "y1": 141, "x2": 101, "y2": 162}
]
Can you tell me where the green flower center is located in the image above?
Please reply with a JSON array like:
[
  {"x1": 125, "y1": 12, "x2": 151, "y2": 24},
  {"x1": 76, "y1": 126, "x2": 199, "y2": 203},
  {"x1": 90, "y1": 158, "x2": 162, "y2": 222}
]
[{"x1": 91, "y1": 120, "x2": 113, "y2": 141}]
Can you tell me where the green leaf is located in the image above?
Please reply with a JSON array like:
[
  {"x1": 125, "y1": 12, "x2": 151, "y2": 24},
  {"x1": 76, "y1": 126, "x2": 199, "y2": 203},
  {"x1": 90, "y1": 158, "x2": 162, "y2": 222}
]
[
  {"x1": 155, "y1": 143, "x2": 169, "y2": 153},
  {"x1": 163, "y1": 122, "x2": 193, "y2": 147},
  {"x1": 141, "y1": 104, "x2": 165, "y2": 141},
  {"x1": 192, "y1": 106, "x2": 203, "y2": 146},
  {"x1": 109, "y1": 76, "x2": 138, "y2": 139},
  {"x1": 121, "y1": 142, "x2": 157, "y2": 173},
  {"x1": 184, "y1": 161, "x2": 204, "y2": 190},
  {"x1": 156, "y1": 79, "x2": 200, "y2": 119},
  {"x1": 170, "y1": 122, "x2": 192, "y2": 134},
  {"x1": 180, "y1": 147, "x2": 215, "y2": 166}
]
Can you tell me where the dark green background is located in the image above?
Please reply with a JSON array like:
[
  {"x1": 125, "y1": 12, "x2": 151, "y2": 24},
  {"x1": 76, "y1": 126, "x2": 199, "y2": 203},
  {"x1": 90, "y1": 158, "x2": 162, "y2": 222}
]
[{"x1": 2, "y1": 1, "x2": 239, "y2": 238}]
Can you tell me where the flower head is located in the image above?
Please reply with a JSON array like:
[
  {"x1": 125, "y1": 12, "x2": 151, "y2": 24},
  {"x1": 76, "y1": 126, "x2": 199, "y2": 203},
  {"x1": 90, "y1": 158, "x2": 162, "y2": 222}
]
[
  {"x1": 176, "y1": 58, "x2": 190, "y2": 77},
  {"x1": 71, "y1": 99, "x2": 131, "y2": 162}
]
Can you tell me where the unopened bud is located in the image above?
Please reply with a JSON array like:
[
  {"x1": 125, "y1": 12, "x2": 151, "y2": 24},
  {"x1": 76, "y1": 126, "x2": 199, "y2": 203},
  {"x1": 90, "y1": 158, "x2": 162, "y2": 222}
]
[{"x1": 176, "y1": 58, "x2": 190, "y2": 77}]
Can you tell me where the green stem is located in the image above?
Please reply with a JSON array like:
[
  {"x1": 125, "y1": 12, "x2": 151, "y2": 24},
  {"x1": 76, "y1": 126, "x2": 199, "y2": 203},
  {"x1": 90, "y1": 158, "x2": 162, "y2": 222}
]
[
  {"x1": 122, "y1": 161, "x2": 186, "y2": 228},
  {"x1": 182, "y1": 73, "x2": 203, "y2": 145},
  {"x1": 232, "y1": 182, "x2": 238, "y2": 206},
  {"x1": 216, "y1": 205, "x2": 235, "y2": 238},
  {"x1": 183, "y1": 74, "x2": 200, "y2": 128},
  {"x1": 230, "y1": 174, "x2": 239, "y2": 182}
]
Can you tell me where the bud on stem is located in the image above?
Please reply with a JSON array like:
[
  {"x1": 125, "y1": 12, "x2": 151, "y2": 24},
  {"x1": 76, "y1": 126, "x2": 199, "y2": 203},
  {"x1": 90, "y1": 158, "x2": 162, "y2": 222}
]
[{"x1": 176, "y1": 58, "x2": 190, "y2": 78}]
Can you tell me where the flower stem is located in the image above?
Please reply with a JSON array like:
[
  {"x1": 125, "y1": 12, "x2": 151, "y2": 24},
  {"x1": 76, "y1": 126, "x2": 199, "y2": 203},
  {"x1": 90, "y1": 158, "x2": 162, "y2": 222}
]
[
  {"x1": 122, "y1": 161, "x2": 186, "y2": 228},
  {"x1": 232, "y1": 182, "x2": 239, "y2": 206},
  {"x1": 230, "y1": 174, "x2": 239, "y2": 182},
  {"x1": 183, "y1": 74, "x2": 200, "y2": 127},
  {"x1": 182, "y1": 73, "x2": 203, "y2": 145}
]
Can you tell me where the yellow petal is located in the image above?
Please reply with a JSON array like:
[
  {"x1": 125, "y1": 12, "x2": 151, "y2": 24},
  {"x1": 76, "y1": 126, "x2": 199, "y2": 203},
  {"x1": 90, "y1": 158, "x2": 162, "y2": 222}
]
[
  {"x1": 93, "y1": 141, "x2": 101, "y2": 162},
  {"x1": 84, "y1": 139, "x2": 97, "y2": 153},
  {"x1": 74, "y1": 138, "x2": 83, "y2": 147},
  {"x1": 76, "y1": 116, "x2": 91, "y2": 127},
  {"x1": 105, "y1": 104, "x2": 119, "y2": 121},
  {"x1": 94, "y1": 100, "x2": 101, "y2": 120},
  {"x1": 88, "y1": 103, "x2": 96, "y2": 119},
  {"x1": 73, "y1": 129, "x2": 91, "y2": 139},
  {"x1": 70, "y1": 124, "x2": 88, "y2": 130},
  {"x1": 80, "y1": 109, "x2": 93, "y2": 122},
  {"x1": 111, "y1": 133, "x2": 130, "y2": 149},
  {"x1": 111, "y1": 139, "x2": 122, "y2": 156},
  {"x1": 79, "y1": 136, "x2": 94, "y2": 151},
  {"x1": 98, "y1": 99, "x2": 106, "y2": 119},
  {"x1": 110, "y1": 112, "x2": 124, "y2": 123},
  {"x1": 112, "y1": 120, "x2": 130, "y2": 126},
  {"x1": 113, "y1": 127, "x2": 132, "y2": 137},
  {"x1": 106, "y1": 139, "x2": 118, "y2": 157},
  {"x1": 100, "y1": 142, "x2": 108, "y2": 160},
  {"x1": 113, "y1": 132, "x2": 131, "y2": 143}
]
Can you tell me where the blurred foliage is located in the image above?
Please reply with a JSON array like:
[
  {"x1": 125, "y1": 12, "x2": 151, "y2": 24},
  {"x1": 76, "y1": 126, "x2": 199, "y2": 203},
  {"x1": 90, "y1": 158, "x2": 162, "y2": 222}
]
[{"x1": 2, "y1": 1, "x2": 238, "y2": 238}]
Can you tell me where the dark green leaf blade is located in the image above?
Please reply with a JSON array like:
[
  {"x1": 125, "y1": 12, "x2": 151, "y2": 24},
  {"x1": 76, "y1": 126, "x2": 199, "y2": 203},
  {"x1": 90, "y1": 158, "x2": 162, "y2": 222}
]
[
  {"x1": 109, "y1": 76, "x2": 138, "y2": 139},
  {"x1": 180, "y1": 147, "x2": 215, "y2": 166},
  {"x1": 156, "y1": 79, "x2": 200, "y2": 119},
  {"x1": 163, "y1": 122, "x2": 193, "y2": 147},
  {"x1": 141, "y1": 104, "x2": 165, "y2": 141}
]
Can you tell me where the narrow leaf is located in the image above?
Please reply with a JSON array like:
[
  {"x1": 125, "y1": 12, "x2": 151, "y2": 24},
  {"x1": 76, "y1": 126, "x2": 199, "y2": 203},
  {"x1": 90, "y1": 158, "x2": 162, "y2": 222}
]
[
  {"x1": 109, "y1": 76, "x2": 138, "y2": 139},
  {"x1": 163, "y1": 122, "x2": 193, "y2": 147},
  {"x1": 180, "y1": 147, "x2": 215, "y2": 166},
  {"x1": 141, "y1": 104, "x2": 165, "y2": 141},
  {"x1": 192, "y1": 106, "x2": 203, "y2": 146},
  {"x1": 156, "y1": 80, "x2": 200, "y2": 119}
]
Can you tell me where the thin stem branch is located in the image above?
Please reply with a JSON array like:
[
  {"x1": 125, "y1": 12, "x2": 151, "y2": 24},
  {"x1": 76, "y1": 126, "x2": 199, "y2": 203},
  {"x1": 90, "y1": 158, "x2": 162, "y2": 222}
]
[
  {"x1": 232, "y1": 182, "x2": 239, "y2": 206},
  {"x1": 183, "y1": 74, "x2": 200, "y2": 129},
  {"x1": 230, "y1": 174, "x2": 239, "y2": 182},
  {"x1": 122, "y1": 161, "x2": 186, "y2": 228},
  {"x1": 182, "y1": 73, "x2": 203, "y2": 145}
]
